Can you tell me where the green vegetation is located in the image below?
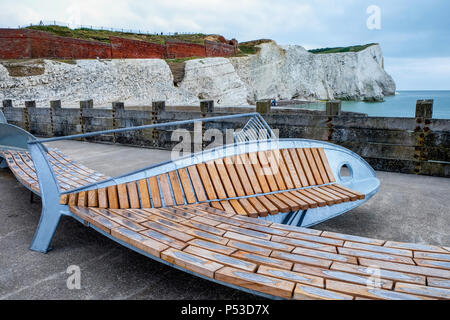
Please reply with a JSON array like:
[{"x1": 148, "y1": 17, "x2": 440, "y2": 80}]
[
  {"x1": 238, "y1": 39, "x2": 273, "y2": 55},
  {"x1": 308, "y1": 43, "x2": 378, "y2": 54},
  {"x1": 27, "y1": 25, "x2": 208, "y2": 45}
]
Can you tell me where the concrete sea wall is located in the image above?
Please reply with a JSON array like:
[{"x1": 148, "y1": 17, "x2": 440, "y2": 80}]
[{"x1": 2, "y1": 99, "x2": 449, "y2": 177}]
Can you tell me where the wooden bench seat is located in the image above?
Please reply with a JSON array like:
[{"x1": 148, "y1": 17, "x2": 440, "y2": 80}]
[
  {"x1": 0, "y1": 149, "x2": 109, "y2": 194},
  {"x1": 64, "y1": 147, "x2": 364, "y2": 218},
  {"x1": 69, "y1": 204, "x2": 450, "y2": 300}
]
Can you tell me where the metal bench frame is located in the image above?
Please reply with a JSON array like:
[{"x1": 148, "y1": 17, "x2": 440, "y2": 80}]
[{"x1": 1, "y1": 112, "x2": 374, "y2": 253}]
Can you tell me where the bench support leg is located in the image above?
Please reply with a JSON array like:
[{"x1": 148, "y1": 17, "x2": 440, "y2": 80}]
[
  {"x1": 0, "y1": 157, "x2": 7, "y2": 168},
  {"x1": 28, "y1": 142, "x2": 62, "y2": 254},
  {"x1": 29, "y1": 206, "x2": 62, "y2": 253}
]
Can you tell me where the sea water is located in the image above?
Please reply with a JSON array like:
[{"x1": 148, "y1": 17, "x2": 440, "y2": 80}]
[{"x1": 290, "y1": 91, "x2": 450, "y2": 119}]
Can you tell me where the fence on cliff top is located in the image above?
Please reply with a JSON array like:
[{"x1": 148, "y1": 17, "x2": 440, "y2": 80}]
[{"x1": 13, "y1": 20, "x2": 200, "y2": 36}]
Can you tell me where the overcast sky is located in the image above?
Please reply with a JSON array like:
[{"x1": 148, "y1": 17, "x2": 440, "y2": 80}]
[{"x1": 1, "y1": 0, "x2": 449, "y2": 90}]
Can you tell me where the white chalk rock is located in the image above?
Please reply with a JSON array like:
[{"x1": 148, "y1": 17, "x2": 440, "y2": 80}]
[
  {"x1": 179, "y1": 58, "x2": 249, "y2": 106},
  {"x1": 0, "y1": 41, "x2": 395, "y2": 108},
  {"x1": 229, "y1": 41, "x2": 396, "y2": 102}
]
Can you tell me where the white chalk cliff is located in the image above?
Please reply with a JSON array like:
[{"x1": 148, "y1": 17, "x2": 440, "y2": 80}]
[{"x1": 0, "y1": 41, "x2": 395, "y2": 108}]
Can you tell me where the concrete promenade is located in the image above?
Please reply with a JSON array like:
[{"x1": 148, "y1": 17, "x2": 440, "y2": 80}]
[{"x1": 0, "y1": 141, "x2": 449, "y2": 299}]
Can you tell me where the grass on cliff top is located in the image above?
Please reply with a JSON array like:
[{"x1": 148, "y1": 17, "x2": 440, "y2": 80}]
[
  {"x1": 238, "y1": 39, "x2": 273, "y2": 55},
  {"x1": 26, "y1": 25, "x2": 208, "y2": 45},
  {"x1": 309, "y1": 43, "x2": 378, "y2": 54}
]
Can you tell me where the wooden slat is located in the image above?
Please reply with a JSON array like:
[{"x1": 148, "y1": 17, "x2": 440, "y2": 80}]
[
  {"x1": 117, "y1": 184, "x2": 130, "y2": 209},
  {"x1": 228, "y1": 199, "x2": 250, "y2": 216},
  {"x1": 257, "y1": 151, "x2": 279, "y2": 191},
  {"x1": 271, "y1": 235, "x2": 337, "y2": 253},
  {"x1": 168, "y1": 171, "x2": 185, "y2": 205},
  {"x1": 238, "y1": 153, "x2": 263, "y2": 194},
  {"x1": 247, "y1": 197, "x2": 269, "y2": 217},
  {"x1": 295, "y1": 149, "x2": 316, "y2": 186},
  {"x1": 271, "y1": 150, "x2": 294, "y2": 189},
  {"x1": 358, "y1": 258, "x2": 450, "y2": 278},
  {"x1": 187, "y1": 165, "x2": 208, "y2": 202},
  {"x1": 224, "y1": 231, "x2": 294, "y2": 252},
  {"x1": 111, "y1": 227, "x2": 168, "y2": 258},
  {"x1": 215, "y1": 266, "x2": 295, "y2": 299},
  {"x1": 319, "y1": 186, "x2": 351, "y2": 202},
  {"x1": 333, "y1": 184, "x2": 365, "y2": 200},
  {"x1": 98, "y1": 188, "x2": 108, "y2": 208},
  {"x1": 326, "y1": 280, "x2": 428, "y2": 300},
  {"x1": 232, "y1": 250, "x2": 293, "y2": 270},
  {"x1": 60, "y1": 194, "x2": 69, "y2": 205},
  {"x1": 314, "y1": 187, "x2": 343, "y2": 203},
  {"x1": 258, "y1": 265, "x2": 324, "y2": 288},
  {"x1": 265, "y1": 194, "x2": 291, "y2": 213},
  {"x1": 187, "y1": 239, "x2": 237, "y2": 255},
  {"x1": 205, "y1": 161, "x2": 228, "y2": 199},
  {"x1": 227, "y1": 240, "x2": 272, "y2": 256},
  {"x1": 107, "y1": 185, "x2": 119, "y2": 209},
  {"x1": 265, "y1": 150, "x2": 287, "y2": 190},
  {"x1": 312, "y1": 148, "x2": 330, "y2": 184},
  {"x1": 318, "y1": 148, "x2": 336, "y2": 182},
  {"x1": 326, "y1": 185, "x2": 358, "y2": 201},
  {"x1": 142, "y1": 221, "x2": 194, "y2": 242},
  {"x1": 217, "y1": 201, "x2": 233, "y2": 213},
  {"x1": 256, "y1": 195, "x2": 279, "y2": 215},
  {"x1": 287, "y1": 232, "x2": 343, "y2": 246},
  {"x1": 158, "y1": 174, "x2": 174, "y2": 206},
  {"x1": 303, "y1": 148, "x2": 324, "y2": 185},
  {"x1": 77, "y1": 191, "x2": 88, "y2": 207},
  {"x1": 184, "y1": 245, "x2": 257, "y2": 272},
  {"x1": 288, "y1": 190, "x2": 318, "y2": 208},
  {"x1": 148, "y1": 176, "x2": 162, "y2": 208},
  {"x1": 232, "y1": 155, "x2": 255, "y2": 195},
  {"x1": 296, "y1": 189, "x2": 327, "y2": 207},
  {"x1": 344, "y1": 241, "x2": 413, "y2": 257},
  {"x1": 236, "y1": 198, "x2": 258, "y2": 217},
  {"x1": 161, "y1": 248, "x2": 223, "y2": 278},
  {"x1": 282, "y1": 149, "x2": 302, "y2": 188},
  {"x1": 294, "y1": 283, "x2": 353, "y2": 300},
  {"x1": 281, "y1": 192, "x2": 309, "y2": 210},
  {"x1": 292, "y1": 247, "x2": 357, "y2": 264},
  {"x1": 249, "y1": 152, "x2": 271, "y2": 193},
  {"x1": 306, "y1": 188, "x2": 336, "y2": 205},
  {"x1": 177, "y1": 168, "x2": 196, "y2": 204},
  {"x1": 330, "y1": 262, "x2": 426, "y2": 285},
  {"x1": 384, "y1": 241, "x2": 448, "y2": 254},
  {"x1": 272, "y1": 193, "x2": 301, "y2": 211},
  {"x1": 218, "y1": 223, "x2": 272, "y2": 240},
  {"x1": 292, "y1": 263, "x2": 394, "y2": 290},
  {"x1": 87, "y1": 190, "x2": 98, "y2": 207},
  {"x1": 321, "y1": 231, "x2": 385, "y2": 246},
  {"x1": 394, "y1": 282, "x2": 450, "y2": 299},
  {"x1": 214, "y1": 158, "x2": 237, "y2": 198},
  {"x1": 223, "y1": 157, "x2": 245, "y2": 197},
  {"x1": 137, "y1": 179, "x2": 151, "y2": 208},
  {"x1": 196, "y1": 163, "x2": 218, "y2": 200}
]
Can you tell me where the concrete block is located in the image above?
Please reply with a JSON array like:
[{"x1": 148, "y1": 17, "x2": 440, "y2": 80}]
[
  {"x1": 80, "y1": 99, "x2": 94, "y2": 109},
  {"x1": 200, "y1": 100, "x2": 214, "y2": 113},
  {"x1": 256, "y1": 100, "x2": 271, "y2": 114},
  {"x1": 50, "y1": 100, "x2": 61, "y2": 111},
  {"x1": 25, "y1": 100, "x2": 36, "y2": 110},
  {"x1": 326, "y1": 100, "x2": 342, "y2": 116},
  {"x1": 415, "y1": 100, "x2": 433, "y2": 119},
  {"x1": 2, "y1": 99, "x2": 13, "y2": 109},
  {"x1": 112, "y1": 102, "x2": 124, "y2": 111},
  {"x1": 152, "y1": 101, "x2": 166, "y2": 112}
]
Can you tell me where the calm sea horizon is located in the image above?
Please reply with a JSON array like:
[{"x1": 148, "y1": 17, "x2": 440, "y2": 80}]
[{"x1": 291, "y1": 90, "x2": 450, "y2": 119}]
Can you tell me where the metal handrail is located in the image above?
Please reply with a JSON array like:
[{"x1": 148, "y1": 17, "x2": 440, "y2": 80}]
[{"x1": 29, "y1": 112, "x2": 275, "y2": 144}]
